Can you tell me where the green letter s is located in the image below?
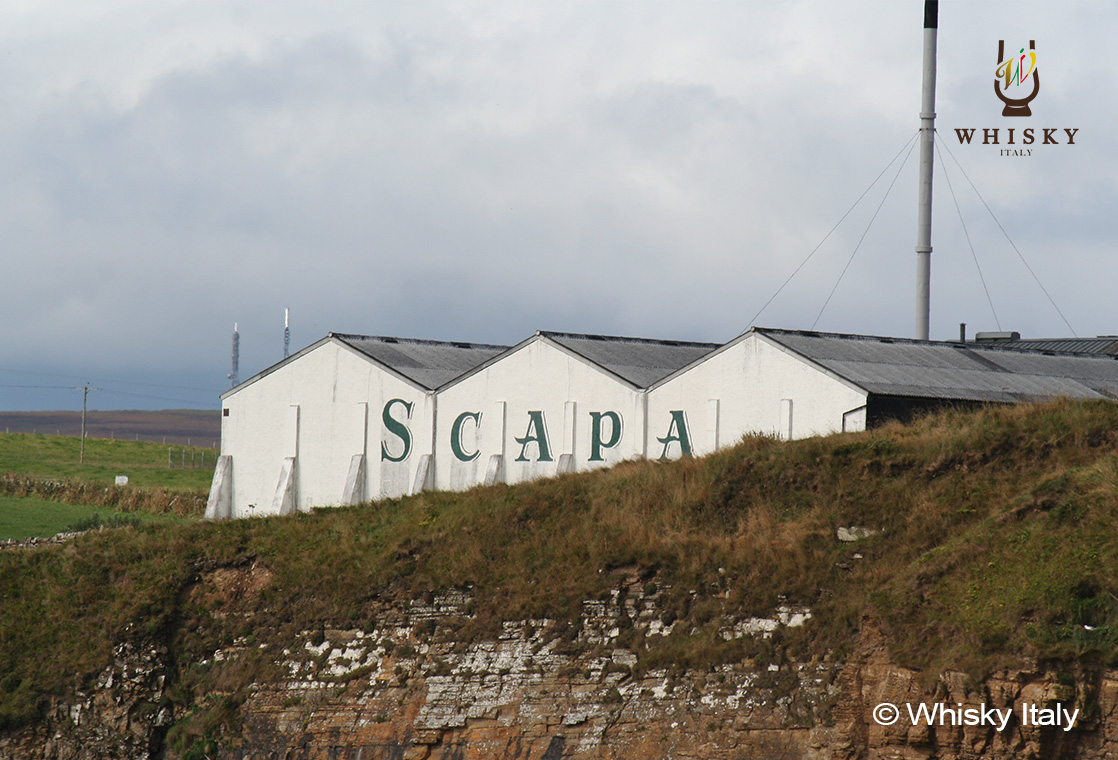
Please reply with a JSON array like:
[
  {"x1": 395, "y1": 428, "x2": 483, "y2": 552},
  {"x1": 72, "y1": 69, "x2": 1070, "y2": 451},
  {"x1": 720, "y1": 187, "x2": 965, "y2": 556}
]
[{"x1": 380, "y1": 398, "x2": 413, "y2": 462}]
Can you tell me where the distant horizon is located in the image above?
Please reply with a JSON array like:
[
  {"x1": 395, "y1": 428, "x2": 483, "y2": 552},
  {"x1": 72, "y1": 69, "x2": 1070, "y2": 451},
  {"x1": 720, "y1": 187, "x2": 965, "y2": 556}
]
[
  {"x1": 0, "y1": 408, "x2": 220, "y2": 447},
  {"x1": 0, "y1": 407, "x2": 219, "y2": 414}
]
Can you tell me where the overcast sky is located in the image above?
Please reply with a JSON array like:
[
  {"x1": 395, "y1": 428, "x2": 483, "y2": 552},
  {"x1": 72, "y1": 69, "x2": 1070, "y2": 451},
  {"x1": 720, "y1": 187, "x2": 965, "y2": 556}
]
[{"x1": 1, "y1": 1, "x2": 1114, "y2": 411}]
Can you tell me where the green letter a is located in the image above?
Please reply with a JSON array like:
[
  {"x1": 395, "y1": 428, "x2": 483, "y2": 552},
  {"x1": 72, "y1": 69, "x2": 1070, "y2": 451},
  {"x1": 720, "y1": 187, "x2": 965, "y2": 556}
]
[
  {"x1": 657, "y1": 410, "x2": 692, "y2": 459},
  {"x1": 514, "y1": 411, "x2": 553, "y2": 462}
]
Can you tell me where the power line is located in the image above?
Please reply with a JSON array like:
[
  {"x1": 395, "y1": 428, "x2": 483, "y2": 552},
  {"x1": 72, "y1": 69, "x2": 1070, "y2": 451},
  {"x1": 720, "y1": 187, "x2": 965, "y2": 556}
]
[
  {"x1": 0, "y1": 384, "x2": 77, "y2": 390},
  {"x1": 0, "y1": 366, "x2": 220, "y2": 394},
  {"x1": 935, "y1": 135, "x2": 1077, "y2": 337},
  {"x1": 811, "y1": 135, "x2": 919, "y2": 330},
  {"x1": 0, "y1": 382, "x2": 217, "y2": 406},
  {"x1": 744, "y1": 131, "x2": 920, "y2": 333},
  {"x1": 933, "y1": 137, "x2": 1001, "y2": 331}
]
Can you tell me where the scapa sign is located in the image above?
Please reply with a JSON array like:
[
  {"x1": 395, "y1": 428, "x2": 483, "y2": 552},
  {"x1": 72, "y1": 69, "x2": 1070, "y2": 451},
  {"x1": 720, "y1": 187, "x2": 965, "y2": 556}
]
[{"x1": 952, "y1": 39, "x2": 1080, "y2": 157}]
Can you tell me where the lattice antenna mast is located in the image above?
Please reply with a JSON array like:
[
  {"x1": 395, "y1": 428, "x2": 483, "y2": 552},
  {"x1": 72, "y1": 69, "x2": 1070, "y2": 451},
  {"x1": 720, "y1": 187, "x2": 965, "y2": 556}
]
[
  {"x1": 229, "y1": 322, "x2": 240, "y2": 388},
  {"x1": 284, "y1": 308, "x2": 290, "y2": 359}
]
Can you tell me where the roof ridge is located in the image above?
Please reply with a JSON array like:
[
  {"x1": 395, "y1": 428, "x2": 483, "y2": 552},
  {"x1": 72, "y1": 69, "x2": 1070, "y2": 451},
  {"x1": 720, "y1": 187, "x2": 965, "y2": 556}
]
[
  {"x1": 539, "y1": 330, "x2": 719, "y2": 348},
  {"x1": 758, "y1": 328, "x2": 1118, "y2": 359},
  {"x1": 330, "y1": 333, "x2": 509, "y2": 351},
  {"x1": 757, "y1": 327, "x2": 932, "y2": 346}
]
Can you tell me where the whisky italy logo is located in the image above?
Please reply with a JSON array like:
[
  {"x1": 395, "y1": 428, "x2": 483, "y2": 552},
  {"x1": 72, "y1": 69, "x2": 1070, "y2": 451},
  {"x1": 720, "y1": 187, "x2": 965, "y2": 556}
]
[
  {"x1": 952, "y1": 38, "x2": 1079, "y2": 156},
  {"x1": 995, "y1": 40, "x2": 1039, "y2": 116}
]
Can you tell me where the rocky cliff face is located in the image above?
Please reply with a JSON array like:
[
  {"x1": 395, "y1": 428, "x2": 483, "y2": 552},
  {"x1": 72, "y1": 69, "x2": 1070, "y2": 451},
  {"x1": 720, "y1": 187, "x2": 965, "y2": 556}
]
[
  {"x1": 832, "y1": 621, "x2": 1118, "y2": 760},
  {"x1": 4, "y1": 574, "x2": 1118, "y2": 760},
  {"x1": 0, "y1": 637, "x2": 172, "y2": 760},
  {"x1": 221, "y1": 586, "x2": 833, "y2": 760}
]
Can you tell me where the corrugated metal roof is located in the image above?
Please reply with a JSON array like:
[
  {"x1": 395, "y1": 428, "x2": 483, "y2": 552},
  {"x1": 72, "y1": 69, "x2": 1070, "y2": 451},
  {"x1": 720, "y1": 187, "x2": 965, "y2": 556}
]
[
  {"x1": 760, "y1": 329, "x2": 1118, "y2": 403},
  {"x1": 332, "y1": 334, "x2": 508, "y2": 390},
  {"x1": 986, "y1": 337, "x2": 1118, "y2": 356},
  {"x1": 542, "y1": 332, "x2": 720, "y2": 388}
]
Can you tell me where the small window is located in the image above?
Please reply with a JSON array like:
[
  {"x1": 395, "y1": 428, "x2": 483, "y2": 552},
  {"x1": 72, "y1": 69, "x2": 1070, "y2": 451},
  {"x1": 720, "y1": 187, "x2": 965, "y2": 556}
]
[{"x1": 222, "y1": 408, "x2": 230, "y2": 417}]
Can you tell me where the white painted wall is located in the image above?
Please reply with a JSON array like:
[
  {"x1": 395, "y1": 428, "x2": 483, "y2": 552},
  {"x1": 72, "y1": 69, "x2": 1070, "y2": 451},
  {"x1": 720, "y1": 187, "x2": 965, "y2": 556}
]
[
  {"x1": 217, "y1": 330, "x2": 877, "y2": 519},
  {"x1": 220, "y1": 339, "x2": 433, "y2": 518},
  {"x1": 434, "y1": 338, "x2": 645, "y2": 490},
  {"x1": 647, "y1": 333, "x2": 869, "y2": 457}
]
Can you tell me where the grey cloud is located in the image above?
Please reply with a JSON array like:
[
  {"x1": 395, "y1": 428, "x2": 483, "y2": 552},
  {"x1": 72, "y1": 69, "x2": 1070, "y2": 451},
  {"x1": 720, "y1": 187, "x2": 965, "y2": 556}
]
[{"x1": 1, "y1": 1, "x2": 1116, "y2": 410}]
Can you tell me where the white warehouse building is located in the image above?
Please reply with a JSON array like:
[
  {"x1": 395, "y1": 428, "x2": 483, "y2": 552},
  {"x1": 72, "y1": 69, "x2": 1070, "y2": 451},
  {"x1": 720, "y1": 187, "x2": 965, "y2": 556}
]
[
  {"x1": 208, "y1": 327, "x2": 1118, "y2": 519},
  {"x1": 433, "y1": 331, "x2": 718, "y2": 492},
  {"x1": 207, "y1": 333, "x2": 506, "y2": 520},
  {"x1": 649, "y1": 328, "x2": 1118, "y2": 446}
]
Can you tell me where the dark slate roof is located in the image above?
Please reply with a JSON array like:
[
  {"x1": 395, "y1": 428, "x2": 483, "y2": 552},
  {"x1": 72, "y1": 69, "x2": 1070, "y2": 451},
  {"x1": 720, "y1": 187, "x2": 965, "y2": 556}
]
[
  {"x1": 542, "y1": 332, "x2": 720, "y2": 388},
  {"x1": 759, "y1": 328, "x2": 1118, "y2": 403},
  {"x1": 980, "y1": 337, "x2": 1118, "y2": 356},
  {"x1": 332, "y1": 334, "x2": 508, "y2": 390}
]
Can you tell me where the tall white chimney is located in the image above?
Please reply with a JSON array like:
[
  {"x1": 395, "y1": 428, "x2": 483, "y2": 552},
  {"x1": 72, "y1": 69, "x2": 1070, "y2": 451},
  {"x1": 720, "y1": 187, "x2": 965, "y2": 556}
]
[{"x1": 915, "y1": 0, "x2": 938, "y2": 340}]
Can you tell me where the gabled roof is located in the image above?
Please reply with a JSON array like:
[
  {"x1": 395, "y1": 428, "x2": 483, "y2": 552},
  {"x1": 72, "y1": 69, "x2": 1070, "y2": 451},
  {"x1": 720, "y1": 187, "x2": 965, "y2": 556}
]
[
  {"x1": 222, "y1": 333, "x2": 508, "y2": 398},
  {"x1": 759, "y1": 328, "x2": 1118, "y2": 403},
  {"x1": 541, "y1": 332, "x2": 720, "y2": 388},
  {"x1": 332, "y1": 334, "x2": 508, "y2": 390},
  {"x1": 439, "y1": 331, "x2": 721, "y2": 392}
]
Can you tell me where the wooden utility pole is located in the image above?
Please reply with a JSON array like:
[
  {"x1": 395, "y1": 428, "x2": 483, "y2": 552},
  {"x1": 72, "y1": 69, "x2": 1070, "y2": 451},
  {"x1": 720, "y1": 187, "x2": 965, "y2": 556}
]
[
  {"x1": 79, "y1": 384, "x2": 98, "y2": 464},
  {"x1": 80, "y1": 385, "x2": 88, "y2": 463}
]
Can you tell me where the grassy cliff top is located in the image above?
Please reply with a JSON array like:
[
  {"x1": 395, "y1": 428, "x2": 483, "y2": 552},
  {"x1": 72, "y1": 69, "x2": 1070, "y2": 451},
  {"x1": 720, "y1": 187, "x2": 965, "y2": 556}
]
[{"x1": 3, "y1": 399, "x2": 1118, "y2": 732}]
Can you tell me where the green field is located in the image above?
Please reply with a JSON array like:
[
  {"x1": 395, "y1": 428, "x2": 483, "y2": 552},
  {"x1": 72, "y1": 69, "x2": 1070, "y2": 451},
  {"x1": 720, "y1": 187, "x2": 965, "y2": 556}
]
[
  {"x1": 0, "y1": 433, "x2": 212, "y2": 523},
  {"x1": 0, "y1": 496, "x2": 184, "y2": 541},
  {"x1": 0, "y1": 432, "x2": 216, "y2": 490}
]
